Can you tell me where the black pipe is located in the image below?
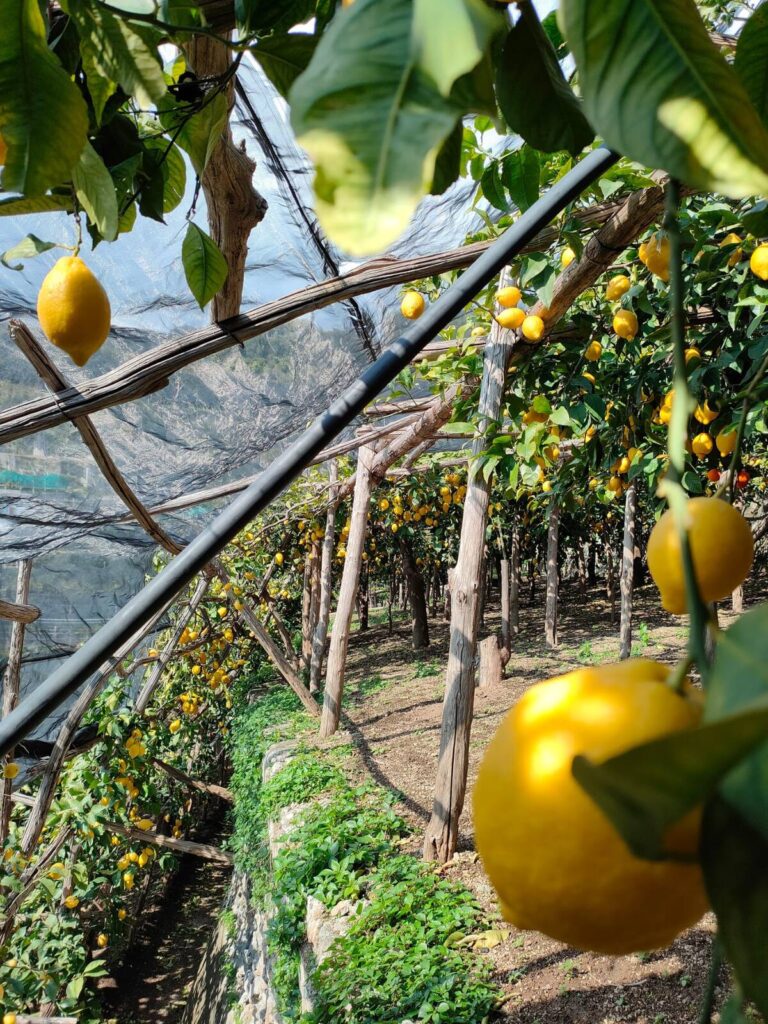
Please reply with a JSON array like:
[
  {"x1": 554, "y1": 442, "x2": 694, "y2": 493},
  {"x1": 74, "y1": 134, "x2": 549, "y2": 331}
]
[{"x1": 0, "y1": 147, "x2": 618, "y2": 756}]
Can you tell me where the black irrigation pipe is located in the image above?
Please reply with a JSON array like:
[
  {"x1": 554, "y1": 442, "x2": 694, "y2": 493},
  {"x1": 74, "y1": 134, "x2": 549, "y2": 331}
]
[{"x1": 0, "y1": 146, "x2": 618, "y2": 757}]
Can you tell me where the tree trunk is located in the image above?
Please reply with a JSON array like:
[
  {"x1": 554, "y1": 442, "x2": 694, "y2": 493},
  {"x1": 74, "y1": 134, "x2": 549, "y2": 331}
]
[
  {"x1": 444, "y1": 568, "x2": 453, "y2": 622},
  {"x1": 477, "y1": 550, "x2": 488, "y2": 630},
  {"x1": 510, "y1": 529, "x2": 520, "y2": 636},
  {"x1": 356, "y1": 563, "x2": 369, "y2": 631},
  {"x1": 587, "y1": 542, "x2": 596, "y2": 585},
  {"x1": 528, "y1": 555, "x2": 537, "y2": 605},
  {"x1": 307, "y1": 540, "x2": 321, "y2": 669},
  {"x1": 500, "y1": 558, "x2": 511, "y2": 667},
  {"x1": 320, "y1": 444, "x2": 376, "y2": 738},
  {"x1": 732, "y1": 585, "x2": 744, "y2": 613},
  {"x1": 399, "y1": 535, "x2": 430, "y2": 650},
  {"x1": 387, "y1": 568, "x2": 395, "y2": 635},
  {"x1": 301, "y1": 553, "x2": 313, "y2": 668},
  {"x1": 1, "y1": 559, "x2": 32, "y2": 844},
  {"x1": 606, "y1": 541, "x2": 617, "y2": 625},
  {"x1": 545, "y1": 501, "x2": 560, "y2": 648},
  {"x1": 431, "y1": 568, "x2": 441, "y2": 618},
  {"x1": 576, "y1": 543, "x2": 587, "y2": 596},
  {"x1": 619, "y1": 480, "x2": 638, "y2": 660},
  {"x1": 309, "y1": 461, "x2": 338, "y2": 693},
  {"x1": 423, "y1": 271, "x2": 515, "y2": 863},
  {"x1": 478, "y1": 636, "x2": 502, "y2": 689}
]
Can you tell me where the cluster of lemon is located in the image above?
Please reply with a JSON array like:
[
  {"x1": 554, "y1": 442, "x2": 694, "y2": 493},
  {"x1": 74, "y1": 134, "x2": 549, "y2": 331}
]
[
  {"x1": 375, "y1": 474, "x2": 467, "y2": 537},
  {"x1": 475, "y1": 495, "x2": 754, "y2": 954},
  {"x1": 494, "y1": 286, "x2": 545, "y2": 343},
  {"x1": 652, "y1": 390, "x2": 738, "y2": 466}
]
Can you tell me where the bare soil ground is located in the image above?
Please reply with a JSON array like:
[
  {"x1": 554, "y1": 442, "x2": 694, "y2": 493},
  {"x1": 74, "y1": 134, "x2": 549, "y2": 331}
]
[{"x1": 339, "y1": 579, "x2": 747, "y2": 1024}]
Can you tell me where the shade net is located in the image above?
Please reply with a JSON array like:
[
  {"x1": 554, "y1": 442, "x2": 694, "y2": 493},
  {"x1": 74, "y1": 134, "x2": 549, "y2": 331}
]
[{"x1": 0, "y1": 57, "x2": 485, "y2": 735}]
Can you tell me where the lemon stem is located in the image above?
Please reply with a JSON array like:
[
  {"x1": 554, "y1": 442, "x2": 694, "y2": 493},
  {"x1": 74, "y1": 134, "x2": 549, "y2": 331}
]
[{"x1": 663, "y1": 179, "x2": 711, "y2": 682}]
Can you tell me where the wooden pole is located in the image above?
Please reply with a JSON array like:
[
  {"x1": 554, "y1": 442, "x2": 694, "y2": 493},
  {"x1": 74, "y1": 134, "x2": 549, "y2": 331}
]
[
  {"x1": 319, "y1": 444, "x2": 376, "y2": 738},
  {"x1": 151, "y1": 757, "x2": 233, "y2": 802},
  {"x1": 310, "y1": 462, "x2": 338, "y2": 693},
  {"x1": 398, "y1": 534, "x2": 430, "y2": 650},
  {"x1": 619, "y1": 480, "x2": 638, "y2": 660},
  {"x1": 500, "y1": 557, "x2": 511, "y2": 667},
  {"x1": 544, "y1": 501, "x2": 560, "y2": 648},
  {"x1": 510, "y1": 528, "x2": 520, "y2": 637},
  {"x1": 305, "y1": 539, "x2": 322, "y2": 671},
  {"x1": 732, "y1": 585, "x2": 744, "y2": 613},
  {"x1": 1, "y1": 559, "x2": 33, "y2": 844},
  {"x1": 606, "y1": 541, "x2": 617, "y2": 625},
  {"x1": 423, "y1": 271, "x2": 515, "y2": 863}
]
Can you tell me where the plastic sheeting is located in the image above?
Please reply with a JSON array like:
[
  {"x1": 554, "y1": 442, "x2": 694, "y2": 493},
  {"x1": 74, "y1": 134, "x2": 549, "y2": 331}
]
[{"x1": 0, "y1": 56, "x2": 484, "y2": 728}]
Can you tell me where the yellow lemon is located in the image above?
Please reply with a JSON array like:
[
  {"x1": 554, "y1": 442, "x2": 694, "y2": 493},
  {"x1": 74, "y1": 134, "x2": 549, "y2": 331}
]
[
  {"x1": 647, "y1": 497, "x2": 754, "y2": 614},
  {"x1": 694, "y1": 400, "x2": 719, "y2": 425},
  {"x1": 496, "y1": 307, "x2": 525, "y2": 331},
  {"x1": 720, "y1": 232, "x2": 743, "y2": 267},
  {"x1": 613, "y1": 308, "x2": 638, "y2": 340},
  {"x1": 691, "y1": 433, "x2": 713, "y2": 459},
  {"x1": 584, "y1": 340, "x2": 602, "y2": 362},
  {"x1": 684, "y1": 347, "x2": 701, "y2": 366},
  {"x1": 2, "y1": 762, "x2": 19, "y2": 780},
  {"x1": 274, "y1": 552, "x2": 284, "y2": 566},
  {"x1": 37, "y1": 256, "x2": 111, "y2": 366},
  {"x1": 64, "y1": 895, "x2": 79, "y2": 909},
  {"x1": 581, "y1": 371, "x2": 595, "y2": 386},
  {"x1": 521, "y1": 315, "x2": 545, "y2": 342},
  {"x1": 561, "y1": 246, "x2": 576, "y2": 267},
  {"x1": 496, "y1": 285, "x2": 522, "y2": 308},
  {"x1": 474, "y1": 660, "x2": 707, "y2": 954},
  {"x1": 605, "y1": 274, "x2": 630, "y2": 301},
  {"x1": 97, "y1": 933, "x2": 109, "y2": 949},
  {"x1": 118, "y1": 908, "x2": 127, "y2": 920},
  {"x1": 715, "y1": 429, "x2": 737, "y2": 457},
  {"x1": 749, "y1": 243, "x2": 768, "y2": 281},
  {"x1": 400, "y1": 290, "x2": 425, "y2": 319}
]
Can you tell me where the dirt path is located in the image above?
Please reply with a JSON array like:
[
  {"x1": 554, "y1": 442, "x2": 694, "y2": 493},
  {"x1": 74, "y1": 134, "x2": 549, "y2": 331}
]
[
  {"x1": 341, "y1": 580, "x2": 737, "y2": 1024},
  {"x1": 97, "y1": 817, "x2": 232, "y2": 1024}
]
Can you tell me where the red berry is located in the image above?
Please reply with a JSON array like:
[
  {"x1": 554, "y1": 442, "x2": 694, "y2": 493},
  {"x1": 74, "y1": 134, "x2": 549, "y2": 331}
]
[
  {"x1": 706, "y1": 468, "x2": 721, "y2": 483},
  {"x1": 736, "y1": 469, "x2": 750, "y2": 489}
]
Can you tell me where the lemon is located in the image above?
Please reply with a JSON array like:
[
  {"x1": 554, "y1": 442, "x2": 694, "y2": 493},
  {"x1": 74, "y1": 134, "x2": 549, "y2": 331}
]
[
  {"x1": 541, "y1": 480, "x2": 552, "y2": 492},
  {"x1": 644, "y1": 232, "x2": 670, "y2": 281},
  {"x1": 496, "y1": 285, "x2": 522, "y2": 308},
  {"x1": 715, "y1": 428, "x2": 737, "y2": 457},
  {"x1": 584, "y1": 340, "x2": 602, "y2": 362},
  {"x1": 607, "y1": 475, "x2": 622, "y2": 493},
  {"x1": 496, "y1": 307, "x2": 525, "y2": 330},
  {"x1": 694, "y1": 400, "x2": 719, "y2": 425},
  {"x1": 3, "y1": 1013, "x2": 16, "y2": 1024},
  {"x1": 749, "y1": 243, "x2": 768, "y2": 281},
  {"x1": 169, "y1": 716, "x2": 181, "y2": 733},
  {"x1": 400, "y1": 290, "x2": 425, "y2": 319},
  {"x1": 561, "y1": 246, "x2": 576, "y2": 267},
  {"x1": 684, "y1": 347, "x2": 700, "y2": 365},
  {"x1": 2, "y1": 762, "x2": 19, "y2": 780},
  {"x1": 470, "y1": 326, "x2": 486, "y2": 338},
  {"x1": 64, "y1": 895, "x2": 79, "y2": 909},
  {"x1": 521, "y1": 314, "x2": 545, "y2": 342},
  {"x1": 613, "y1": 308, "x2": 638, "y2": 340},
  {"x1": 581, "y1": 371, "x2": 595, "y2": 385},
  {"x1": 691, "y1": 433, "x2": 713, "y2": 458},
  {"x1": 588, "y1": 477, "x2": 598, "y2": 490},
  {"x1": 605, "y1": 274, "x2": 630, "y2": 301},
  {"x1": 118, "y1": 908, "x2": 127, "y2": 920},
  {"x1": 37, "y1": 256, "x2": 111, "y2": 366},
  {"x1": 719, "y1": 232, "x2": 743, "y2": 267},
  {"x1": 274, "y1": 552, "x2": 284, "y2": 566},
  {"x1": 379, "y1": 498, "x2": 389, "y2": 511},
  {"x1": 474, "y1": 660, "x2": 707, "y2": 954},
  {"x1": 97, "y1": 933, "x2": 109, "y2": 948},
  {"x1": 647, "y1": 497, "x2": 754, "y2": 614}
]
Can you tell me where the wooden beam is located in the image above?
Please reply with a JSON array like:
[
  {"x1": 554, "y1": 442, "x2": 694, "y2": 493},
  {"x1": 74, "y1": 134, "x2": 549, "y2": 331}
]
[
  {"x1": 1, "y1": 560, "x2": 33, "y2": 843},
  {"x1": 152, "y1": 756, "x2": 233, "y2": 802},
  {"x1": 10, "y1": 322, "x2": 181, "y2": 554},
  {"x1": 0, "y1": 597, "x2": 40, "y2": 624},
  {"x1": 0, "y1": 192, "x2": 642, "y2": 446},
  {"x1": 102, "y1": 820, "x2": 234, "y2": 864}
]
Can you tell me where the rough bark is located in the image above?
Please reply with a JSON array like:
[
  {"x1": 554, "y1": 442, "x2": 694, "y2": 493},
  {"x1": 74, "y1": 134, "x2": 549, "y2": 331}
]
[
  {"x1": 545, "y1": 502, "x2": 560, "y2": 648},
  {"x1": 732, "y1": 585, "x2": 744, "y2": 613},
  {"x1": 310, "y1": 463, "x2": 338, "y2": 693},
  {"x1": 185, "y1": 34, "x2": 267, "y2": 321},
  {"x1": 356, "y1": 563, "x2": 369, "y2": 632},
  {"x1": 510, "y1": 528, "x2": 520, "y2": 637},
  {"x1": 320, "y1": 444, "x2": 376, "y2": 738},
  {"x1": 399, "y1": 535, "x2": 430, "y2": 650},
  {"x1": 500, "y1": 558, "x2": 511, "y2": 666},
  {"x1": 606, "y1": 542, "x2": 617, "y2": 624},
  {"x1": 478, "y1": 636, "x2": 503, "y2": 689},
  {"x1": 0, "y1": 597, "x2": 39, "y2": 624},
  {"x1": 619, "y1": 481, "x2": 638, "y2": 660},
  {"x1": 587, "y1": 542, "x2": 597, "y2": 586},
  {"x1": 1, "y1": 559, "x2": 32, "y2": 844},
  {"x1": 423, "y1": 272, "x2": 515, "y2": 863}
]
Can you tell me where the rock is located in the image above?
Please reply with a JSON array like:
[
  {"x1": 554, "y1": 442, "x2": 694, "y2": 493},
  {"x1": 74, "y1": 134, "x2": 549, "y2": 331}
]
[
  {"x1": 299, "y1": 896, "x2": 365, "y2": 1014},
  {"x1": 262, "y1": 739, "x2": 300, "y2": 783}
]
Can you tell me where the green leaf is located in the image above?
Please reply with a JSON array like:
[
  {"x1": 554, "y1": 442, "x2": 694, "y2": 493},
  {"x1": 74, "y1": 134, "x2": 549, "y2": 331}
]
[
  {"x1": 501, "y1": 148, "x2": 540, "y2": 212},
  {"x1": 412, "y1": 0, "x2": 501, "y2": 98},
  {"x1": 561, "y1": 0, "x2": 768, "y2": 198},
  {"x1": 734, "y1": 3, "x2": 768, "y2": 126},
  {"x1": 430, "y1": 120, "x2": 462, "y2": 196},
  {"x1": 138, "y1": 141, "x2": 187, "y2": 222},
  {"x1": 182, "y1": 222, "x2": 228, "y2": 308},
  {"x1": 73, "y1": 142, "x2": 119, "y2": 242},
  {"x1": 289, "y1": 0, "x2": 470, "y2": 255},
  {"x1": 705, "y1": 604, "x2": 768, "y2": 842},
  {"x1": 158, "y1": 91, "x2": 227, "y2": 177},
  {"x1": 1, "y1": 234, "x2": 58, "y2": 270},
  {"x1": 480, "y1": 163, "x2": 508, "y2": 212},
  {"x1": 253, "y1": 33, "x2": 318, "y2": 98},
  {"x1": 495, "y1": 7, "x2": 594, "y2": 156},
  {"x1": 0, "y1": 0, "x2": 88, "y2": 195},
  {"x1": 235, "y1": 0, "x2": 314, "y2": 34},
  {"x1": 64, "y1": 0, "x2": 166, "y2": 120},
  {"x1": 742, "y1": 200, "x2": 768, "y2": 238},
  {"x1": 701, "y1": 798, "x2": 768, "y2": 1019}
]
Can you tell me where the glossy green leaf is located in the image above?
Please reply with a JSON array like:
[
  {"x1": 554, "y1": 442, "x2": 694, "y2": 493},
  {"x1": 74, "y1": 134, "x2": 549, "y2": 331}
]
[
  {"x1": 702, "y1": 797, "x2": 768, "y2": 1019},
  {"x1": 495, "y1": 7, "x2": 593, "y2": 156},
  {"x1": 63, "y1": 0, "x2": 166, "y2": 119},
  {"x1": 573, "y1": 689, "x2": 768, "y2": 861},
  {"x1": 73, "y1": 143, "x2": 119, "y2": 242},
  {"x1": 742, "y1": 200, "x2": 768, "y2": 238},
  {"x1": 480, "y1": 163, "x2": 507, "y2": 212},
  {"x1": 430, "y1": 121, "x2": 463, "y2": 196},
  {"x1": 235, "y1": 0, "x2": 314, "y2": 34},
  {"x1": 0, "y1": 0, "x2": 88, "y2": 195},
  {"x1": 254, "y1": 33, "x2": 318, "y2": 98},
  {"x1": 138, "y1": 142, "x2": 186, "y2": 223},
  {"x1": 735, "y1": 3, "x2": 768, "y2": 126},
  {"x1": 412, "y1": 0, "x2": 501, "y2": 97},
  {"x1": 501, "y1": 148, "x2": 540, "y2": 212},
  {"x1": 182, "y1": 222, "x2": 228, "y2": 309},
  {"x1": 158, "y1": 91, "x2": 227, "y2": 177},
  {"x1": 1, "y1": 235, "x2": 57, "y2": 271},
  {"x1": 0, "y1": 194, "x2": 73, "y2": 217},
  {"x1": 561, "y1": 0, "x2": 768, "y2": 198},
  {"x1": 705, "y1": 604, "x2": 768, "y2": 842},
  {"x1": 290, "y1": 0, "x2": 471, "y2": 255}
]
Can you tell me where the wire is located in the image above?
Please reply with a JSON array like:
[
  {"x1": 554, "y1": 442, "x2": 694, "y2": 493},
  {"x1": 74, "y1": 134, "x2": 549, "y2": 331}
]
[{"x1": 0, "y1": 147, "x2": 618, "y2": 757}]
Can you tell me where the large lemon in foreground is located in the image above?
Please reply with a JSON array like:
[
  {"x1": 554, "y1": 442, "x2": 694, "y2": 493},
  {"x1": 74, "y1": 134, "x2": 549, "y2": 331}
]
[
  {"x1": 473, "y1": 660, "x2": 708, "y2": 954},
  {"x1": 37, "y1": 256, "x2": 111, "y2": 366}
]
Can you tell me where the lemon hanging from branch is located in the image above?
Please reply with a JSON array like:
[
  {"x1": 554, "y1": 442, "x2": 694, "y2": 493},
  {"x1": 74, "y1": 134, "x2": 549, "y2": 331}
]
[{"x1": 37, "y1": 256, "x2": 111, "y2": 367}]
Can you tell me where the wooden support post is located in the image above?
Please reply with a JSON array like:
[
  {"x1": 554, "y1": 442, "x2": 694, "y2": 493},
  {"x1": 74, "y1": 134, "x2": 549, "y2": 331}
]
[
  {"x1": 399, "y1": 534, "x2": 430, "y2": 650},
  {"x1": 477, "y1": 636, "x2": 503, "y2": 689},
  {"x1": 732, "y1": 585, "x2": 744, "y2": 613},
  {"x1": 1, "y1": 559, "x2": 33, "y2": 844},
  {"x1": 152, "y1": 757, "x2": 233, "y2": 802},
  {"x1": 356, "y1": 562, "x2": 369, "y2": 631},
  {"x1": 310, "y1": 462, "x2": 338, "y2": 693},
  {"x1": 500, "y1": 558, "x2": 511, "y2": 667},
  {"x1": 510, "y1": 528, "x2": 520, "y2": 637},
  {"x1": 423, "y1": 271, "x2": 515, "y2": 863},
  {"x1": 102, "y1": 820, "x2": 234, "y2": 864},
  {"x1": 619, "y1": 480, "x2": 638, "y2": 660},
  {"x1": 606, "y1": 541, "x2": 617, "y2": 625},
  {"x1": 320, "y1": 444, "x2": 377, "y2": 738},
  {"x1": 135, "y1": 576, "x2": 209, "y2": 714},
  {"x1": 587, "y1": 542, "x2": 596, "y2": 585},
  {"x1": 304, "y1": 539, "x2": 321, "y2": 671},
  {"x1": 545, "y1": 501, "x2": 560, "y2": 648},
  {"x1": 0, "y1": 597, "x2": 39, "y2": 624}
]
